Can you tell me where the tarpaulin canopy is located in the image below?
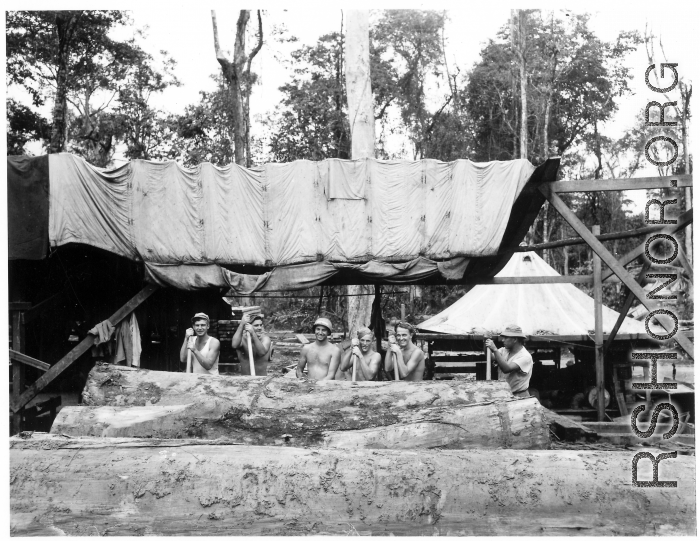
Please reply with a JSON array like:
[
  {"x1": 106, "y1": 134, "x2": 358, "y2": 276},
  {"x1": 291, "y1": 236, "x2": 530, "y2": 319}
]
[
  {"x1": 418, "y1": 251, "x2": 650, "y2": 338},
  {"x1": 8, "y1": 154, "x2": 560, "y2": 290}
]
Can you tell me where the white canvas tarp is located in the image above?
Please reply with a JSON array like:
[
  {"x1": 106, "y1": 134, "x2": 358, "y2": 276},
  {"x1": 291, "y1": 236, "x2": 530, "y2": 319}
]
[
  {"x1": 418, "y1": 251, "x2": 650, "y2": 337},
  {"x1": 49, "y1": 153, "x2": 536, "y2": 268}
]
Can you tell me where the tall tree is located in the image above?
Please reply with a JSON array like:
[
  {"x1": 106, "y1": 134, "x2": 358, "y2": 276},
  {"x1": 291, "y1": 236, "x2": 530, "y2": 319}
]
[
  {"x1": 345, "y1": 10, "x2": 375, "y2": 338},
  {"x1": 6, "y1": 10, "x2": 131, "y2": 154},
  {"x1": 211, "y1": 10, "x2": 263, "y2": 167}
]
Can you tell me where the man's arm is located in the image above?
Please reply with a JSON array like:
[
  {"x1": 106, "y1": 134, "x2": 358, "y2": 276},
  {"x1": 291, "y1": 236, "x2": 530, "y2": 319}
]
[
  {"x1": 340, "y1": 347, "x2": 354, "y2": 372},
  {"x1": 486, "y1": 340, "x2": 521, "y2": 373},
  {"x1": 359, "y1": 352, "x2": 381, "y2": 380},
  {"x1": 180, "y1": 329, "x2": 193, "y2": 364},
  {"x1": 322, "y1": 346, "x2": 342, "y2": 381},
  {"x1": 190, "y1": 338, "x2": 220, "y2": 371},
  {"x1": 392, "y1": 345, "x2": 410, "y2": 378},
  {"x1": 231, "y1": 316, "x2": 248, "y2": 349},
  {"x1": 403, "y1": 348, "x2": 425, "y2": 378},
  {"x1": 296, "y1": 345, "x2": 309, "y2": 378},
  {"x1": 384, "y1": 347, "x2": 396, "y2": 373},
  {"x1": 247, "y1": 327, "x2": 271, "y2": 357}
]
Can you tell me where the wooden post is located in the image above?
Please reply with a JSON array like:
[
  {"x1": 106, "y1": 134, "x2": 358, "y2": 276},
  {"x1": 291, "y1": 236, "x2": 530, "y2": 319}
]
[
  {"x1": 373, "y1": 285, "x2": 382, "y2": 355},
  {"x1": 246, "y1": 332, "x2": 256, "y2": 376},
  {"x1": 400, "y1": 303, "x2": 406, "y2": 321},
  {"x1": 11, "y1": 284, "x2": 158, "y2": 413},
  {"x1": 592, "y1": 225, "x2": 605, "y2": 422},
  {"x1": 541, "y1": 186, "x2": 694, "y2": 359},
  {"x1": 11, "y1": 310, "x2": 25, "y2": 435}
]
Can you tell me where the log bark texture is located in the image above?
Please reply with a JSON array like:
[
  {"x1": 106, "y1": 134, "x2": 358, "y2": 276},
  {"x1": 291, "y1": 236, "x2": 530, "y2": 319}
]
[
  {"x1": 74, "y1": 364, "x2": 547, "y2": 449},
  {"x1": 52, "y1": 397, "x2": 548, "y2": 449},
  {"x1": 10, "y1": 434, "x2": 695, "y2": 536}
]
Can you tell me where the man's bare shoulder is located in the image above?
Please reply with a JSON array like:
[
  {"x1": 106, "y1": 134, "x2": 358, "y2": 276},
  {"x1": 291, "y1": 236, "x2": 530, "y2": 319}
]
[{"x1": 209, "y1": 337, "x2": 221, "y2": 347}]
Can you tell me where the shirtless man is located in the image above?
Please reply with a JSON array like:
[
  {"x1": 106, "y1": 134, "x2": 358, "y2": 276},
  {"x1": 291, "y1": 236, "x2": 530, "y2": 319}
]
[
  {"x1": 179, "y1": 312, "x2": 221, "y2": 375},
  {"x1": 384, "y1": 321, "x2": 425, "y2": 381},
  {"x1": 339, "y1": 327, "x2": 381, "y2": 381},
  {"x1": 297, "y1": 317, "x2": 341, "y2": 380},
  {"x1": 231, "y1": 313, "x2": 272, "y2": 376}
]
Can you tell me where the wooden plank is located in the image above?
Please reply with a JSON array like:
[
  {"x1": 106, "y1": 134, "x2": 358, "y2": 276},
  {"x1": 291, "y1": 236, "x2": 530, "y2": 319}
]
[
  {"x1": 592, "y1": 225, "x2": 605, "y2": 423},
  {"x1": 601, "y1": 208, "x2": 692, "y2": 282},
  {"x1": 548, "y1": 173, "x2": 692, "y2": 193},
  {"x1": 541, "y1": 186, "x2": 694, "y2": 359},
  {"x1": 677, "y1": 245, "x2": 694, "y2": 284},
  {"x1": 10, "y1": 284, "x2": 159, "y2": 413},
  {"x1": 543, "y1": 408, "x2": 598, "y2": 441},
  {"x1": 9, "y1": 350, "x2": 50, "y2": 372},
  {"x1": 295, "y1": 333, "x2": 310, "y2": 344}
]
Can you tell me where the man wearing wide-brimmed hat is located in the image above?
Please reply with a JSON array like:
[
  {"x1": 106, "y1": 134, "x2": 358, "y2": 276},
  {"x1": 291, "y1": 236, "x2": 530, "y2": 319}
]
[
  {"x1": 296, "y1": 317, "x2": 341, "y2": 380},
  {"x1": 485, "y1": 323, "x2": 533, "y2": 398},
  {"x1": 180, "y1": 312, "x2": 221, "y2": 375}
]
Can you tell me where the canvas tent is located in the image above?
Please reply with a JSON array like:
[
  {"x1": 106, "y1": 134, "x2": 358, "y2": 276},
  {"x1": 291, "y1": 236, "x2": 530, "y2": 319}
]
[
  {"x1": 418, "y1": 251, "x2": 651, "y2": 338},
  {"x1": 8, "y1": 154, "x2": 560, "y2": 291}
]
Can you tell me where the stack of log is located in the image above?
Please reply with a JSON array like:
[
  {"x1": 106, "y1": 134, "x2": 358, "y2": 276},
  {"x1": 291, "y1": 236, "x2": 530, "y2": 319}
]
[{"x1": 10, "y1": 364, "x2": 696, "y2": 534}]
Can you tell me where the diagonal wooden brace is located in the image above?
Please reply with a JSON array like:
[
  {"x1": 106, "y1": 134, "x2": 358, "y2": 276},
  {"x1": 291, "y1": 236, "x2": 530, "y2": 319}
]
[
  {"x1": 540, "y1": 185, "x2": 694, "y2": 360},
  {"x1": 10, "y1": 284, "x2": 159, "y2": 413}
]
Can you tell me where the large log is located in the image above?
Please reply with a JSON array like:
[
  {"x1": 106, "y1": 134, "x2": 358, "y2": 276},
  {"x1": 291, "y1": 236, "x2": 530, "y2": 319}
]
[
  {"x1": 10, "y1": 434, "x2": 695, "y2": 536},
  {"x1": 82, "y1": 364, "x2": 514, "y2": 407},
  {"x1": 51, "y1": 397, "x2": 548, "y2": 449},
  {"x1": 75, "y1": 364, "x2": 547, "y2": 449}
]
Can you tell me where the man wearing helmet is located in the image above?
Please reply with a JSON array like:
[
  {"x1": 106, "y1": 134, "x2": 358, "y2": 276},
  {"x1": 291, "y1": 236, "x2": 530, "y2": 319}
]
[
  {"x1": 484, "y1": 323, "x2": 533, "y2": 398},
  {"x1": 338, "y1": 326, "x2": 382, "y2": 381},
  {"x1": 296, "y1": 317, "x2": 341, "y2": 380}
]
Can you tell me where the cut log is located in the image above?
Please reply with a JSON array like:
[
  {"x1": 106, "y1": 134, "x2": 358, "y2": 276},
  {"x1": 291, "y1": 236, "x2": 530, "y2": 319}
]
[
  {"x1": 10, "y1": 434, "x2": 695, "y2": 536},
  {"x1": 82, "y1": 364, "x2": 515, "y2": 408},
  {"x1": 71, "y1": 364, "x2": 547, "y2": 449},
  {"x1": 51, "y1": 397, "x2": 549, "y2": 449}
]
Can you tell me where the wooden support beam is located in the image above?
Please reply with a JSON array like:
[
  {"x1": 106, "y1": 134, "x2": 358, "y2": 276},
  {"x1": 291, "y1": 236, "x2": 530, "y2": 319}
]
[
  {"x1": 677, "y1": 245, "x2": 694, "y2": 285},
  {"x1": 513, "y1": 223, "x2": 679, "y2": 252},
  {"x1": 541, "y1": 186, "x2": 694, "y2": 359},
  {"x1": 604, "y1": 260, "x2": 652, "y2": 357},
  {"x1": 601, "y1": 208, "x2": 692, "y2": 282},
  {"x1": 10, "y1": 284, "x2": 159, "y2": 413},
  {"x1": 547, "y1": 174, "x2": 692, "y2": 193},
  {"x1": 592, "y1": 225, "x2": 605, "y2": 423},
  {"x1": 11, "y1": 310, "x2": 26, "y2": 435},
  {"x1": 9, "y1": 350, "x2": 50, "y2": 372}
]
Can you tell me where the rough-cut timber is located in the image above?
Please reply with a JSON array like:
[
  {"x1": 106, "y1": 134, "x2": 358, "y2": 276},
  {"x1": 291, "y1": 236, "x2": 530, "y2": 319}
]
[
  {"x1": 52, "y1": 397, "x2": 548, "y2": 449},
  {"x1": 75, "y1": 364, "x2": 546, "y2": 449},
  {"x1": 10, "y1": 434, "x2": 695, "y2": 536}
]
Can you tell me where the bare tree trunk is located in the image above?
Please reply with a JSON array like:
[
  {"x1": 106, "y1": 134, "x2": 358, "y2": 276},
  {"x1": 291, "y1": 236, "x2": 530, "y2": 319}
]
[
  {"x1": 49, "y1": 12, "x2": 78, "y2": 154},
  {"x1": 541, "y1": 202, "x2": 550, "y2": 265},
  {"x1": 511, "y1": 10, "x2": 528, "y2": 160},
  {"x1": 345, "y1": 10, "x2": 375, "y2": 336},
  {"x1": 212, "y1": 10, "x2": 263, "y2": 167}
]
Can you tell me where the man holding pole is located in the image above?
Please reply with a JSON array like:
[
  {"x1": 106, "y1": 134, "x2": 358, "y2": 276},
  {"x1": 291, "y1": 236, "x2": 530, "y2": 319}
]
[
  {"x1": 384, "y1": 321, "x2": 425, "y2": 381},
  {"x1": 232, "y1": 314, "x2": 272, "y2": 376},
  {"x1": 485, "y1": 323, "x2": 533, "y2": 398},
  {"x1": 297, "y1": 318, "x2": 341, "y2": 380},
  {"x1": 339, "y1": 327, "x2": 381, "y2": 381},
  {"x1": 180, "y1": 313, "x2": 221, "y2": 375}
]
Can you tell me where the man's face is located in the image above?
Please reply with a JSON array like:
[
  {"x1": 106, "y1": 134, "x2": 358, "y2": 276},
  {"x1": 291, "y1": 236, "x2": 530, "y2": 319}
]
[
  {"x1": 314, "y1": 325, "x2": 329, "y2": 342},
  {"x1": 193, "y1": 320, "x2": 208, "y2": 336},
  {"x1": 395, "y1": 327, "x2": 411, "y2": 348},
  {"x1": 251, "y1": 319, "x2": 264, "y2": 336},
  {"x1": 359, "y1": 335, "x2": 372, "y2": 353},
  {"x1": 501, "y1": 336, "x2": 517, "y2": 350}
]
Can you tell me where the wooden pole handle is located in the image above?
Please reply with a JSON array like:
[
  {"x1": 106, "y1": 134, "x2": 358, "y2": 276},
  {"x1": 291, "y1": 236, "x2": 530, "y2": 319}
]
[
  {"x1": 246, "y1": 332, "x2": 256, "y2": 376},
  {"x1": 486, "y1": 348, "x2": 492, "y2": 381},
  {"x1": 186, "y1": 340, "x2": 192, "y2": 374},
  {"x1": 393, "y1": 352, "x2": 400, "y2": 381},
  {"x1": 352, "y1": 353, "x2": 357, "y2": 382}
]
